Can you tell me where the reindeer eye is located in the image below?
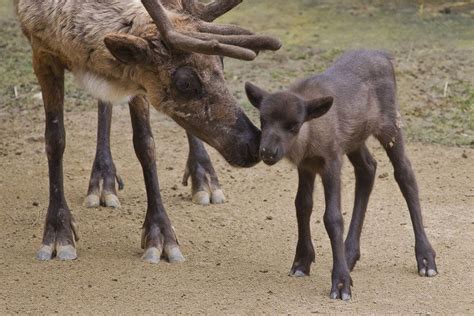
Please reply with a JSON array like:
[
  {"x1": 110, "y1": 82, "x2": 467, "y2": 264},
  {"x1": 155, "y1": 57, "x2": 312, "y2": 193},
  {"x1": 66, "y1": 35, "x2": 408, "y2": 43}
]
[
  {"x1": 285, "y1": 122, "x2": 300, "y2": 134},
  {"x1": 172, "y1": 66, "x2": 203, "y2": 99}
]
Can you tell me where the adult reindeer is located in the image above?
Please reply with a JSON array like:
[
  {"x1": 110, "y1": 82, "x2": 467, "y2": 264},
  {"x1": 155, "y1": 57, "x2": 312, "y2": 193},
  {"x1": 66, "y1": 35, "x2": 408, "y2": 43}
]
[
  {"x1": 15, "y1": 0, "x2": 281, "y2": 263},
  {"x1": 87, "y1": 0, "x2": 252, "y2": 208}
]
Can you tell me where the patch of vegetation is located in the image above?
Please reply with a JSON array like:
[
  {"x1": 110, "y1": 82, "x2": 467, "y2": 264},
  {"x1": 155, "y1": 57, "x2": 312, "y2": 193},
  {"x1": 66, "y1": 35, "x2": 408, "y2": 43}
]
[{"x1": 1, "y1": 0, "x2": 472, "y2": 146}]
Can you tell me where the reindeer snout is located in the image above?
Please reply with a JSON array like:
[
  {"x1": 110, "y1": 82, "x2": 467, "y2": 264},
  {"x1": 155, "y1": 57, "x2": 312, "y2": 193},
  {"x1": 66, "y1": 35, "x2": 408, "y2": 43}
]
[{"x1": 260, "y1": 147, "x2": 280, "y2": 165}]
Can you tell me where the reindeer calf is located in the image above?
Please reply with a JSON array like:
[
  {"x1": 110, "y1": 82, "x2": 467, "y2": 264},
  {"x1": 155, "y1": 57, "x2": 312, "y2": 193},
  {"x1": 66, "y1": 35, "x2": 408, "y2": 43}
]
[{"x1": 245, "y1": 50, "x2": 437, "y2": 301}]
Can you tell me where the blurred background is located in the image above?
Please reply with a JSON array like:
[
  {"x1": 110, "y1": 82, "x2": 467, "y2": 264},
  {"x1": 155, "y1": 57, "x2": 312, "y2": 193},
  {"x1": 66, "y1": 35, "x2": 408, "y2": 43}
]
[{"x1": 1, "y1": 0, "x2": 472, "y2": 146}]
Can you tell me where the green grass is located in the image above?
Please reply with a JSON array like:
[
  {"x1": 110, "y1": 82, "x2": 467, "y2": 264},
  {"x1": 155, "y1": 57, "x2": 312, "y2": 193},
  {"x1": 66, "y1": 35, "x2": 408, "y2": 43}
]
[{"x1": 1, "y1": 0, "x2": 473, "y2": 146}]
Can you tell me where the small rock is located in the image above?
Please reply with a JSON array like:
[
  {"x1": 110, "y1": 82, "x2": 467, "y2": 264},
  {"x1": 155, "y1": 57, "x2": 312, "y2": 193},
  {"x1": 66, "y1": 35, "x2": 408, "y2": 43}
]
[
  {"x1": 32, "y1": 202, "x2": 39, "y2": 207},
  {"x1": 266, "y1": 216, "x2": 273, "y2": 220},
  {"x1": 439, "y1": 7, "x2": 451, "y2": 14},
  {"x1": 378, "y1": 172, "x2": 389, "y2": 179},
  {"x1": 462, "y1": 151, "x2": 468, "y2": 159}
]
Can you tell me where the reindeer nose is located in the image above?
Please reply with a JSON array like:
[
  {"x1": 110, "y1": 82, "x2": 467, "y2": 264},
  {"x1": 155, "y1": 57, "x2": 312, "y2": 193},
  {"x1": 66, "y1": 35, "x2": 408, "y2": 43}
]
[{"x1": 260, "y1": 147, "x2": 278, "y2": 162}]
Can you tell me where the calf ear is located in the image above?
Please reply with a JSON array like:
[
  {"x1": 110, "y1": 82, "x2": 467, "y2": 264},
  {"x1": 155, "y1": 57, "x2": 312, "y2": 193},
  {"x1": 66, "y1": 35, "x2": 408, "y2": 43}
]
[
  {"x1": 104, "y1": 34, "x2": 153, "y2": 65},
  {"x1": 245, "y1": 82, "x2": 269, "y2": 109},
  {"x1": 305, "y1": 96, "x2": 334, "y2": 121}
]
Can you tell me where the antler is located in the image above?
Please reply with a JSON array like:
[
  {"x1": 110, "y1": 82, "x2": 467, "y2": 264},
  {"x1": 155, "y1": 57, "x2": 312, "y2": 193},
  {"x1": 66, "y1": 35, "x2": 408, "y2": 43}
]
[
  {"x1": 141, "y1": 0, "x2": 281, "y2": 61},
  {"x1": 181, "y1": 0, "x2": 242, "y2": 22}
]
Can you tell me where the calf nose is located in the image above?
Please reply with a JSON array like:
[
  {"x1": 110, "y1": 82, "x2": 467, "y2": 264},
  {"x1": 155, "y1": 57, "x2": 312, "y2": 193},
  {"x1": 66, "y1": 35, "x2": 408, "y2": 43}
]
[{"x1": 260, "y1": 147, "x2": 278, "y2": 160}]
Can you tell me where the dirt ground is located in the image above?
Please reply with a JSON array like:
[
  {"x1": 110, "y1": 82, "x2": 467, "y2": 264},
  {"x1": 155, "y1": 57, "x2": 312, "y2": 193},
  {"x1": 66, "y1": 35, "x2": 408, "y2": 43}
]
[
  {"x1": 0, "y1": 107, "x2": 473, "y2": 314},
  {"x1": 0, "y1": 0, "x2": 473, "y2": 314}
]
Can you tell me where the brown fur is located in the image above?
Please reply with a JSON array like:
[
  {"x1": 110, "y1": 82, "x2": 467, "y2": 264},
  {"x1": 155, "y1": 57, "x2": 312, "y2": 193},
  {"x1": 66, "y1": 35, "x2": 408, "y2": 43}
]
[
  {"x1": 246, "y1": 50, "x2": 437, "y2": 301},
  {"x1": 18, "y1": 0, "x2": 277, "y2": 263}
]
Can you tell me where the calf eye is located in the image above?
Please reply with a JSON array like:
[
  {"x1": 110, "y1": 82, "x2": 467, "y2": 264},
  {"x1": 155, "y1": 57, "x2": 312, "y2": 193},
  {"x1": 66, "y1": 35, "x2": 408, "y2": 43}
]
[
  {"x1": 285, "y1": 122, "x2": 300, "y2": 134},
  {"x1": 172, "y1": 66, "x2": 203, "y2": 99}
]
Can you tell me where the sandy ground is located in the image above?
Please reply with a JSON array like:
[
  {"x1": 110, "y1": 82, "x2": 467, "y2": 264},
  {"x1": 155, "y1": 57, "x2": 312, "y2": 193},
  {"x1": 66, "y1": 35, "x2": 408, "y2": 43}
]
[{"x1": 0, "y1": 106, "x2": 473, "y2": 314}]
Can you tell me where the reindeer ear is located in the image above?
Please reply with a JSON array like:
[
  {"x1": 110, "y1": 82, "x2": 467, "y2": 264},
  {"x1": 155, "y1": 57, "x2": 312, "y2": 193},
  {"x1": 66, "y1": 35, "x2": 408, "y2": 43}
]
[
  {"x1": 304, "y1": 96, "x2": 333, "y2": 121},
  {"x1": 104, "y1": 34, "x2": 153, "y2": 65},
  {"x1": 245, "y1": 82, "x2": 269, "y2": 109}
]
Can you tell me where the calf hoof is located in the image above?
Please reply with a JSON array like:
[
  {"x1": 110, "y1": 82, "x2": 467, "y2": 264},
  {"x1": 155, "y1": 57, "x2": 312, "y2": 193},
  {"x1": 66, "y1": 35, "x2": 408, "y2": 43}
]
[
  {"x1": 101, "y1": 193, "x2": 121, "y2": 208},
  {"x1": 329, "y1": 270, "x2": 353, "y2": 301},
  {"x1": 418, "y1": 258, "x2": 438, "y2": 277},
  {"x1": 416, "y1": 242, "x2": 438, "y2": 277},
  {"x1": 289, "y1": 269, "x2": 308, "y2": 277},
  {"x1": 330, "y1": 292, "x2": 351, "y2": 301},
  {"x1": 289, "y1": 251, "x2": 314, "y2": 277}
]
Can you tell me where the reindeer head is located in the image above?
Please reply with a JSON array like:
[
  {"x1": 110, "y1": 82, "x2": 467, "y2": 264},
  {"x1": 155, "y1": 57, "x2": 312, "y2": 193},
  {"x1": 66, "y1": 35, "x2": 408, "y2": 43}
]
[
  {"x1": 245, "y1": 82, "x2": 333, "y2": 165},
  {"x1": 103, "y1": 0, "x2": 281, "y2": 167}
]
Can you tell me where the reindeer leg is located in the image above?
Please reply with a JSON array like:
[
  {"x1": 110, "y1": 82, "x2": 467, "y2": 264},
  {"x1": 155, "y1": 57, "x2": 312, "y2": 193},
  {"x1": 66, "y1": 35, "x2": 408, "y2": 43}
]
[
  {"x1": 129, "y1": 96, "x2": 184, "y2": 264},
  {"x1": 321, "y1": 158, "x2": 352, "y2": 301},
  {"x1": 182, "y1": 132, "x2": 225, "y2": 205},
  {"x1": 379, "y1": 132, "x2": 437, "y2": 277},
  {"x1": 33, "y1": 52, "x2": 78, "y2": 261},
  {"x1": 289, "y1": 166, "x2": 317, "y2": 277},
  {"x1": 85, "y1": 100, "x2": 122, "y2": 208},
  {"x1": 345, "y1": 144, "x2": 377, "y2": 271}
]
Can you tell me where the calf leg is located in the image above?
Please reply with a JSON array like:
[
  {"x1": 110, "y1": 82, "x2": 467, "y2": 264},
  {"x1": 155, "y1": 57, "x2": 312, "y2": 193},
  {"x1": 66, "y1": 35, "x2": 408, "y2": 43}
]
[
  {"x1": 321, "y1": 158, "x2": 352, "y2": 301},
  {"x1": 129, "y1": 96, "x2": 184, "y2": 264},
  {"x1": 85, "y1": 100, "x2": 123, "y2": 208},
  {"x1": 379, "y1": 132, "x2": 437, "y2": 277},
  {"x1": 345, "y1": 144, "x2": 377, "y2": 271},
  {"x1": 33, "y1": 52, "x2": 78, "y2": 261},
  {"x1": 182, "y1": 132, "x2": 225, "y2": 205},
  {"x1": 290, "y1": 167, "x2": 317, "y2": 277}
]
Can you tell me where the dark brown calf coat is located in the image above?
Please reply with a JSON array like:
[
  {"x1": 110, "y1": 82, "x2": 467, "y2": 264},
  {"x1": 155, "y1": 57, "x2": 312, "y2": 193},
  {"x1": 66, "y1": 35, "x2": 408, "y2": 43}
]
[{"x1": 246, "y1": 50, "x2": 437, "y2": 301}]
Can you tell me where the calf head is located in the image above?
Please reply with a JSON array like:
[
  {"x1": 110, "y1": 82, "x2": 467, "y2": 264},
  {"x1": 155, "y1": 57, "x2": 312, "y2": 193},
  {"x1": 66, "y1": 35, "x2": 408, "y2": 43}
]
[
  {"x1": 245, "y1": 82, "x2": 333, "y2": 165},
  {"x1": 104, "y1": 0, "x2": 281, "y2": 167}
]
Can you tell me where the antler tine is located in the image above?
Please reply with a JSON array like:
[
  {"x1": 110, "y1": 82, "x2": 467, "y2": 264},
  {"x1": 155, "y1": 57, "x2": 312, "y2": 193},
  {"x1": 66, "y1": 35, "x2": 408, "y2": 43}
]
[
  {"x1": 141, "y1": 0, "x2": 279, "y2": 60},
  {"x1": 186, "y1": 32, "x2": 282, "y2": 53},
  {"x1": 198, "y1": 22, "x2": 254, "y2": 36},
  {"x1": 182, "y1": 0, "x2": 243, "y2": 22}
]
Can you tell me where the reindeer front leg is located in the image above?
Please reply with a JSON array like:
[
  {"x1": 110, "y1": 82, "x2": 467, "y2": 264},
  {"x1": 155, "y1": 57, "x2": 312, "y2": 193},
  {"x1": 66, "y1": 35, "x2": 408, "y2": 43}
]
[
  {"x1": 129, "y1": 96, "x2": 184, "y2": 264},
  {"x1": 33, "y1": 52, "x2": 78, "y2": 261},
  {"x1": 321, "y1": 158, "x2": 352, "y2": 301},
  {"x1": 182, "y1": 132, "x2": 225, "y2": 205},
  {"x1": 85, "y1": 100, "x2": 123, "y2": 208}
]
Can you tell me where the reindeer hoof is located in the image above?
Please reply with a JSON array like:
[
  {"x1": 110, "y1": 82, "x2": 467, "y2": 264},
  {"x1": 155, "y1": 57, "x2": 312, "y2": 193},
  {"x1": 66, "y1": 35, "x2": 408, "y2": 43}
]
[
  {"x1": 84, "y1": 194, "x2": 100, "y2": 208},
  {"x1": 192, "y1": 191, "x2": 210, "y2": 205},
  {"x1": 165, "y1": 245, "x2": 185, "y2": 263},
  {"x1": 36, "y1": 244, "x2": 54, "y2": 261},
  {"x1": 289, "y1": 269, "x2": 308, "y2": 277},
  {"x1": 341, "y1": 293, "x2": 352, "y2": 301},
  {"x1": 101, "y1": 193, "x2": 121, "y2": 208},
  {"x1": 57, "y1": 245, "x2": 77, "y2": 261},
  {"x1": 419, "y1": 268, "x2": 438, "y2": 277},
  {"x1": 211, "y1": 189, "x2": 226, "y2": 204},
  {"x1": 330, "y1": 290, "x2": 352, "y2": 301},
  {"x1": 142, "y1": 247, "x2": 161, "y2": 264}
]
